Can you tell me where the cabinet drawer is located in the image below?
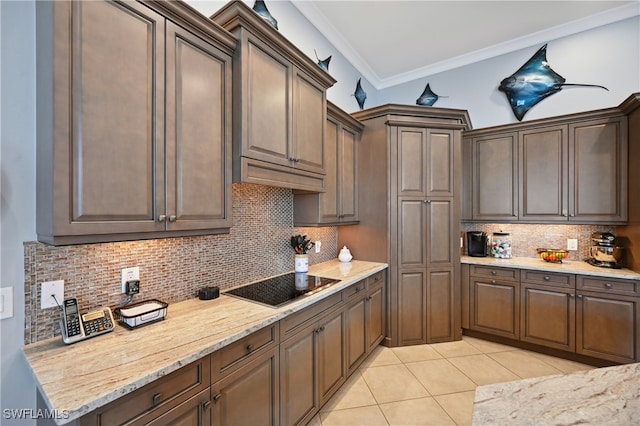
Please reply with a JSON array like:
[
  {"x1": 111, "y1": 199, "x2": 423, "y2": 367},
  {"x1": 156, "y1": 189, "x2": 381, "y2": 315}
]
[
  {"x1": 212, "y1": 323, "x2": 279, "y2": 379},
  {"x1": 367, "y1": 270, "x2": 385, "y2": 287},
  {"x1": 522, "y1": 270, "x2": 575, "y2": 289},
  {"x1": 80, "y1": 357, "x2": 210, "y2": 426},
  {"x1": 469, "y1": 265, "x2": 520, "y2": 282},
  {"x1": 280, "y1": 291, "x2": 344, "y2": 340},
  {"x1": 577, "y1": 276, "x2": 638, "y2": 296},
  {"x1": 344, "y1": 279, "x2": 367, "y2": 299}
]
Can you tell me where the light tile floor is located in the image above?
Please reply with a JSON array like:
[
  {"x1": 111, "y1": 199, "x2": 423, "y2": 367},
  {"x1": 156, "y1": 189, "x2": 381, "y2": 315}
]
[{"x1": 309, "y1": 336, "x2": 596, "y2": 426}]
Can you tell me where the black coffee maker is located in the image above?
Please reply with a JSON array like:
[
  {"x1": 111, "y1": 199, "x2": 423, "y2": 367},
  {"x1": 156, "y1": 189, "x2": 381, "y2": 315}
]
[{"x1": 467, "y1": 232, "x2": 488, "y2": 257}]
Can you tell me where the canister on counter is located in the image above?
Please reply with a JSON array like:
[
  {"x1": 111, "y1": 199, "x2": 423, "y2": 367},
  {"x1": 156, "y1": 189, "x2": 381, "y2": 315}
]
[{"x1": 491, "y1": 232, "x2": 512, "y2": 258}]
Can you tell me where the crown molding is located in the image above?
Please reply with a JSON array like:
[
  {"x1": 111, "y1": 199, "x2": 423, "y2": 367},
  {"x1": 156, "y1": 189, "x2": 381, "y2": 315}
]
[{"x1": 292, "y1": 1, "x2": 640, "y2": 90}]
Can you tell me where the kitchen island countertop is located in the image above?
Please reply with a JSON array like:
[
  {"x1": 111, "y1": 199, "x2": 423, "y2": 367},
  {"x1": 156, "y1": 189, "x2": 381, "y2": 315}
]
[
  {"x1": 462, "y1": 255, "x2": 640, "y2": 280},
  {"x1": 472, "y1": 362, "x2": 640, "y2": 425},
  {"x1": 23, "y1": 259, "x2": 387, "y2": 424}
]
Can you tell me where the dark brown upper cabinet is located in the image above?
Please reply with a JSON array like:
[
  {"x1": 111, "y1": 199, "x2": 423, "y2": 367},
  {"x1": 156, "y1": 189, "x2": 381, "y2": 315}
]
[
  {"x1": 36, "y1": 0, "x2": 235, "y2": 244},
  {"x1": 293, "y1": 102, "x2": 364, "y2": 226},
  {"x1": 211, "y1": 1, "x2": 336, "y2": 193},
  {"x1": 463, "y1": 105, "x2": 628, "y2": 224}
]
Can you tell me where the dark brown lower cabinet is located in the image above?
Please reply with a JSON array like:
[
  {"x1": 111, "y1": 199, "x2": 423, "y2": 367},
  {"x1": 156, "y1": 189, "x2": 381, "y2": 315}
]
[
  {"x1": 280, "y1": 306, "x2": 346, "y2": 426},
  {"x1": 145, "y1": 389, "x2": 211, "y2": 426},
  {"x1": 520, "y1": 283, "x2": 575, "y2": 351},
  {"x1": 469, "y1": 277, "x2": 519, "y2": 340},
  {"x1": 576, "y1": 291, "x2": 639, "y2": 363},
  {"x1": 463, "y1": 264, "x2": 640, "y2": 364},
  {"x1": 211, "y1": 347, "x2": 279, "y2": 425}
]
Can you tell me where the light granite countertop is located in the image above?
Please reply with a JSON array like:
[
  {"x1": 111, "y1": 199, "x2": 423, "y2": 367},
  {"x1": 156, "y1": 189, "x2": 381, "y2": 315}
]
[
  {"x1": 23, "y1": 259, "x2": 387, "y2": 425},
  {"x1": 473, "y1": 362, "x2": 640, "y2": 425},
  {"x1": 461, "y1": 255, "x2": 640, "y2": 280}
]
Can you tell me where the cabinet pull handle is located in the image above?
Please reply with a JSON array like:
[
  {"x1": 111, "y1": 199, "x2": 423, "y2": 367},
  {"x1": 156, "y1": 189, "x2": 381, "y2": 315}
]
[
  {"x1": 577, "y1": 294, "x2": 583, "y2": 299},
  {"x1": 203, "y1": 401, "x2": 211, "y2": 410},
  {"x1": 246, "y1": 344, "x2": 254, "y2": 352},
  {"x1": 157, "y1": 215, "x2": 167, "y2": 222},
  {"x1": 152, "y1": 393, "x2": 162, "y2": 406},
  {"x1": 604, "y1": 283, "x2": 613, "y2": 289},
  {"x1": 169, "y1": 215, "x2": 177, "y2": 222},
  {"x1": 366, "y1": 296, "x2": 372, "y2": 301},
  {"x1": 491, "y1": 280, "x2": 496, "y2": 284},
  {"x1": 544, "y1": 276, "x2": 550, "y2": 281},
  {"x1": 213, "y1": 394, "x2": 222, "y2": 403},
  {"x1": 491, "y1": 271, "x2": 497, "y2": 276}
]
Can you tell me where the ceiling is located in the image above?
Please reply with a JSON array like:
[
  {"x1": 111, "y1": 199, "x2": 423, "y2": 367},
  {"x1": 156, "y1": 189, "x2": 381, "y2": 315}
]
[{"x1": 291, "y1": 1, "x2": 639, "y2": 89}]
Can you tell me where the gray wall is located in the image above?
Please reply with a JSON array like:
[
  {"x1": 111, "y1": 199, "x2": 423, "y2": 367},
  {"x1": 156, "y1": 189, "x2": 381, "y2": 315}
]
[{"x1": 1, "y1": 1, "x2": 638, "y2": 423}]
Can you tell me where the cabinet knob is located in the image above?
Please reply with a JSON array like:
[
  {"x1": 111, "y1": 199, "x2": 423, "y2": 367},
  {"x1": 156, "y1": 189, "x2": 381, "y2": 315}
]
[
  {"x1": 570, "y1": 213, "x2": 575, "y2": 217},
  {"x1": 604, "y1": 283, "x2": 613, "y2": 289},
  {"x1": 544, "y1": 276, "x2": 550, "y2": 281},
  {"x1": 213, "y1": 393, "x2": 222, "y2": 403},
  {"x1": 491, "y1": 280, "x2": 496, "y2": 284},
  {"x1": 169, "y1": 215, "x2": 177, "y2": 222},
  {"x1": 157, "y1": 215, "x2": 167, "y2": 222},
  {"x1": 577, "y1": 294, "x2": 583, "y2": 299},
  {"x1": 366, "y1": 296, "x2": 372, "y2": 301},
  {"x1": 246, "y1": 344, "x2": 254, "y2": 352},
  {"x1": 491, "y1": 271, "x2": 497, "y2": 276},
  {"x1": 152, "y1": 393, "x2": 162, "y2": 406},
  {"x1": 569, "y1": 294, "x2": 575, "y2": 298}
]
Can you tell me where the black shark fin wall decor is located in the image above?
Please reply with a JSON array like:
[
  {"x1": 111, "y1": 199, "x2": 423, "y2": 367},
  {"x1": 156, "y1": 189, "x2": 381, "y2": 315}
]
[
  {"x1": 253, "y1": 0, "x2": 278, "y2": 30},
  {"x1": 352, "y1": 78, "x2": 367, "y2": 110},
  {"x1": 314, "y1": 49, "x2": 332, "y2": 72},
  {"x1": 499, "y1": 44, "x2": 608, "y2": 121},
  {"x1": 416, "y1": 83, "x2": 447, "y2": 106}
]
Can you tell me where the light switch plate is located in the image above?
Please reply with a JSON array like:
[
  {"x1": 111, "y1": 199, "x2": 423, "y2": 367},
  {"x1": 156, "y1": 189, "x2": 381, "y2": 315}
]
[
  {"x1": 121, "y1": 267, "x2": 140, "y2": 293},
  {"x1": 0, "y1": 287, "x2": 14, "y2": 319}
]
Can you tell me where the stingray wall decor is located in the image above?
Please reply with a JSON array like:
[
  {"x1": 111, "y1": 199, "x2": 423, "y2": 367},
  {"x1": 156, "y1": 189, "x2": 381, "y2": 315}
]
[{"x1": 499, "y1": 44, "x2": 608, "y2": 121}]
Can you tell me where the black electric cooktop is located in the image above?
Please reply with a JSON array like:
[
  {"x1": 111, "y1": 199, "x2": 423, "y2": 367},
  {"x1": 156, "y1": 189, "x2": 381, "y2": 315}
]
[{"x1": 224, "y1": 273, "x2": 340, "y2": 307}]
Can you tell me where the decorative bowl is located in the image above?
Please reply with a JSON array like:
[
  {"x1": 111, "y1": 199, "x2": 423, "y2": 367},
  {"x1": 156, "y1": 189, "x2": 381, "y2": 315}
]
[{"x1": 536, "y1": 248, "x2": 569, "y2": 263}]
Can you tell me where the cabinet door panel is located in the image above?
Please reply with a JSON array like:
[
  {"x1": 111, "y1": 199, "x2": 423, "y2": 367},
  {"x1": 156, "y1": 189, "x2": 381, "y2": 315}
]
[
  {"x1": 166, "y1": 22, "x2": 231, "y2": 230},
  {"x1": 366, "y1": 283, "x2": 385, "y2": 352},
  {"x1": 346, "y1": 298, "x2": 366, "y2": 373},
  {"x1": 427, "y1": 268, "x2": 454, "y2": 342},
  {"x1": 577, "y1": 292, "x2": 637, "y2": 363},
  {"x1": 280, "y1": 329, "x2": 316, "y2": 426},
  {"x1": 472, "y1": 133, "x2": 518, "y2": 220},
  {"x1": 339, "y1": 127, "x2": 358, "y2": 221},
  {"x1": 427, "y1": 199, "x2": 453, "y2": 266},
  {"x1": 521, "y1": 284, "x2": 574, "y2": 351},
  {"x1": 398, "y1": 270, "x2": 426, "y2": 345},
  {"x1": 470, "y1": 279, "x2": 519, "y2": 339},
  {"x1": 321, "y1": 118, "x2": 339, "y2": 221},
  {"x1": 398, "y1": 199, "x2": 426, "y2": 268},
  {"x1": 398, "y1": 128, "x2": 426, "y2": 195},
  {"x1": 294, "y1": 70, "x2": 325, "y2": 173},
  {"x1": 318, "y1": 310, "x2": 346, "y2": 405},
  {"x1": 426, "y1": 129, "x2": 454, "y2": 196},
  {"x1": 519, "y1": 125, "x2": 567, "y2": 221},
  {"x1": 62, "y1": 0, "x2": 164, "y2": 233},
  {"x1": 570, "y1": 118, "x2": 627, "y2": 222},
  {"x1": 212, "y1": 349, "x2": 279, "y2": 426},
  {"x1": 245, "y1": 38, "x2": 290, "y2": 164}
]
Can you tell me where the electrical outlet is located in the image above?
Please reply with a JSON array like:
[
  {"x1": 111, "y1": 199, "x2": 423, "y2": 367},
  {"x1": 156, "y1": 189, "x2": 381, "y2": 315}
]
[
  {"x1": 121, "y1": 267, "x2": 140, "y2": 293},
  {"x1": 41, "y1": 280, "x2": 64, "y2": 309},
  {"x1": 125, "y1": 280, "x2": 140, "y2": 295},
  {"x1": 0, "y1": 287, "x2": 14, "y2": 319},
  {"x1": 567, "y1": 239, "x2": 578, "y2": 251},
  {"x1": 315, "y1": 241, "x2": 322, "y2": 253}
]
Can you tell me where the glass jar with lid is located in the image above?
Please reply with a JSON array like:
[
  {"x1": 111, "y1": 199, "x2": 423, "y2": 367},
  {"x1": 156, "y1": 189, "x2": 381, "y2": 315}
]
[{"x1": 491, "y1": 232, "x2": 512, "y2": 258}]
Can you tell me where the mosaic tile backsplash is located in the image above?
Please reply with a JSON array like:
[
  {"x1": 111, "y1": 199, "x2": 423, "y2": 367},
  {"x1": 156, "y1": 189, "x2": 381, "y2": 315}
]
[
  {"x1": 24, "y1": 183, "x2": 338, "y2": 344},
  {"x1": 461, "y1": 223, "x2": 615, "y2": 261}
]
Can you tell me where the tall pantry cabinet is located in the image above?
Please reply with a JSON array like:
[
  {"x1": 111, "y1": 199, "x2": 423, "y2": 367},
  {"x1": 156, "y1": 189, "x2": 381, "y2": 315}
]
[{"x1": 338, "y1": 105, "x2": 471, "y2": 347}]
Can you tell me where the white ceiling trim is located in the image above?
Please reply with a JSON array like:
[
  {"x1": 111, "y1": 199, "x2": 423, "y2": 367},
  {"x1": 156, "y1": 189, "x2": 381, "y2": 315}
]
[{"x1": 292, "y1": 2, "x2": 640, "y2": 90}]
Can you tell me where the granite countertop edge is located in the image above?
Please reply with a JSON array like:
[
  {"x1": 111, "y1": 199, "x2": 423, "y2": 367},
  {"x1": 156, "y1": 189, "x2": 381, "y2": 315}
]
[
  {"x1": 461, "y1": 255, "x2": 640, "y2": 280},
  {"x1": 23, "y1": 259, "x2": 388, "y2": 425},
  {"x1": 472, "y1": 362, "x2": 640, "y2": 425}
]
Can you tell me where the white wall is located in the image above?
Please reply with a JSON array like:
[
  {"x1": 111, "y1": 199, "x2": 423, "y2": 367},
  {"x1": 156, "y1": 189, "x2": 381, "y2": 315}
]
[
  {"x1": 1, "y1": 0, "x2": 38, "y2": 424},
  {"x1": 377, "y1": 16, "x2": 640, "y2": 129},
  {"x1": 0, "y1": 1, "x2": 637, "y2": 423}
]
